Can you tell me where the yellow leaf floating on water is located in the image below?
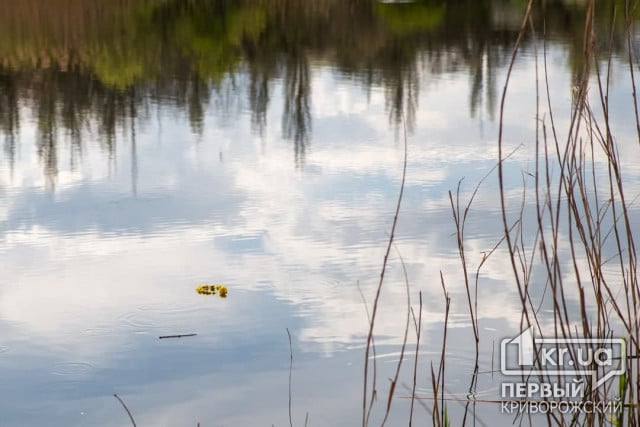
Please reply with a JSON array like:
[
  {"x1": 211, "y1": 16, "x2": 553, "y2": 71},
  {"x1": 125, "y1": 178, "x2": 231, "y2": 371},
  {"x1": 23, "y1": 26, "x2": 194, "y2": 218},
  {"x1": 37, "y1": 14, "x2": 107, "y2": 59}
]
[{"x1": 196, "y1": 284, "x2": 228, "y2": 298}]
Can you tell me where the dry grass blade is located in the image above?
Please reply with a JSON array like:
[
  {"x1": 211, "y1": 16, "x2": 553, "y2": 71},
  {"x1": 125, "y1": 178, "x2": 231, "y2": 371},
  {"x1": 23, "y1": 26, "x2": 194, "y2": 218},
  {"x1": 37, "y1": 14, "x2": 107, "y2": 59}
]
[
  {"x1": 431, "y1": 273, "x2": 451, "y2": 427},
  {"x1": 408, "y1": 292, "x2": 422, "y2": 427},
  {"x1": 113, "y1": 393, "x2": 137, "y2": 427},
  {"x1": 356, "y1": 280, "x2": 379, "y2": 425},
  {"x1": 497, "y1": 0, "x2": 536, "y2": 326},
  {"x1": 287, "y1": 327, "x2": 294, "y2": 427},
  {"x1": 362, "y1": 109, "x2": 408, "y2": 426},
  {"x1": 430, "y1": 362, "x2": 441, "y2": 427},
  {"x1": 380, "y1": 245, "x2": 412, "y2": 426}
]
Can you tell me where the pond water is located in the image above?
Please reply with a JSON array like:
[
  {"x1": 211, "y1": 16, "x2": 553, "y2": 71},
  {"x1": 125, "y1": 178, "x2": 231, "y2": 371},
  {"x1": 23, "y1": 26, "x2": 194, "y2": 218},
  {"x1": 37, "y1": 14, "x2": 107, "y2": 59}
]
[{"x1": 2, "y1": 1, "x2": 640, "y2": 426}]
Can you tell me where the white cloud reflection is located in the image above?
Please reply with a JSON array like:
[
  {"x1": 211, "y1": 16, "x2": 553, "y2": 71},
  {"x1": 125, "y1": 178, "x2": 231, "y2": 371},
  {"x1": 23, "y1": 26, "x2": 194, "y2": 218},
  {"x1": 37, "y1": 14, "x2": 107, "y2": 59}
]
[{"x1": 2, "y1": 46, "x2": 640, "y2": 425}]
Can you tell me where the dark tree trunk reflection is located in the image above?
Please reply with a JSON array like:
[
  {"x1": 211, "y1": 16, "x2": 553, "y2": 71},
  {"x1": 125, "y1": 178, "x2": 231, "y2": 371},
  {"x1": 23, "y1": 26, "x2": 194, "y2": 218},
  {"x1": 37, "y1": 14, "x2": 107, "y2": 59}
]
[{"x1": 0, "y1": 0, "x2": 628, "y2": 183}]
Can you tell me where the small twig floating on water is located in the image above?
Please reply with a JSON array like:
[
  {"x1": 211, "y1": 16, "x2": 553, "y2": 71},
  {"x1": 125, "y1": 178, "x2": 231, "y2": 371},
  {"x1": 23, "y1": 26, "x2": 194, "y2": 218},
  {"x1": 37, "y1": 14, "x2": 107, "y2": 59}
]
[
  {"x1": 113, "y1": 393, "x2": 137, "y2": 427},
  {"x1": 158, "y1": 333, "x2": 197, "y2": 339}
]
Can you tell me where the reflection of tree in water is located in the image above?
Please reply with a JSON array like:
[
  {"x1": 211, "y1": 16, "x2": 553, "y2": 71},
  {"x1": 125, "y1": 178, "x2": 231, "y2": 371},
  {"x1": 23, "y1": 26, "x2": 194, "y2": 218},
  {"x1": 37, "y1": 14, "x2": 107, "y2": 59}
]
[
  {"x1": 0, "y1": 67, "x2": 19, "y2": 176},
  {"x1": 421, "y1": 1, "x2": 513, "y2": 121},
  {"x1": 383, "y1": 49, "x2": 419, "y2": 133},
  {"x1": 282, "y1": 54, "x2": 311, "y2": 167},
  {"x1": 0, "y1": 0, "x2": 629, "y2": 183},
  {"x1": 0, "y1": 66, "x2": 147, "y2": 188},
  {"x1": 187, "y1": 78, "x2": 207, "y2": 135},
  {"x1": 36, "y1": 76, "x2": 59, "y2": 189},
  {"x1": 248, "y1": 64, "x2": 271, "y2": 137},
  {"x1": 469, "y1": 43, "x2": 497, "y2": 121},
  {"x1": 179, "y1": 73, "x2": 210, "y2": 135}
]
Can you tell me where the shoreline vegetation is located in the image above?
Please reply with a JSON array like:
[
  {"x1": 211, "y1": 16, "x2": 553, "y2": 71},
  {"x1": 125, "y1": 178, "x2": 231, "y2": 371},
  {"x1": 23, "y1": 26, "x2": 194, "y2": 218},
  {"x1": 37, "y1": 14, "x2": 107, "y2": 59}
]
[{"x1": 362, "y1": 0, "x2": 640, "y2": 425}]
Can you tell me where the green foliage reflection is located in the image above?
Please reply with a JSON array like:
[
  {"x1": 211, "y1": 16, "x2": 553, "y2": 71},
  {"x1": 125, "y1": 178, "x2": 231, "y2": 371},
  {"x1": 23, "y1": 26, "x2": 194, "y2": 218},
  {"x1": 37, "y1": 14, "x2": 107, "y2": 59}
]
[{"x1": 375, "y1": 1, "x2": 445, "y2": 35}]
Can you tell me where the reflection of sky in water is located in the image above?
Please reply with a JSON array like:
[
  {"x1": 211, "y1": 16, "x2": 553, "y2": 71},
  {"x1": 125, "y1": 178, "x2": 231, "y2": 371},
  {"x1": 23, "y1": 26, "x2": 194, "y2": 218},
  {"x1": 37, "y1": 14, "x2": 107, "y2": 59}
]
[{"x1": 2, "y1": 46, "x2": 640, "y2": 425}]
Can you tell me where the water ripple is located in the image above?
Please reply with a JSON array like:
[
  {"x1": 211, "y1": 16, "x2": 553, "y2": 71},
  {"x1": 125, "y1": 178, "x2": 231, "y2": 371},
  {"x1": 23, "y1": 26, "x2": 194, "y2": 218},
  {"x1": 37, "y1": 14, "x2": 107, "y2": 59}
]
[
  {"x1": 81, "y1": 327, "x2": 112, "y2": 336},
  {"x1": 52, "y1": 361, "x2": 93, "y2": 376},
  {"x1": 118, "y1": 311, "x2": 156, "y2": 330}
]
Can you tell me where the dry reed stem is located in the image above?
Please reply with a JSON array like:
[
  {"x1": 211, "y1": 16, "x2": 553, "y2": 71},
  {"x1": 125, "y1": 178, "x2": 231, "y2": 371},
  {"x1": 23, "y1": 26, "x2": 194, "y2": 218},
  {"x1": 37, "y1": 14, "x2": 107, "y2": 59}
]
[
  {"x1": 113, "y1": 393, "x2": 137, "y2": 427},
  {"x1": 362, "y1": 109, "x2": 408, "y2": 427}
]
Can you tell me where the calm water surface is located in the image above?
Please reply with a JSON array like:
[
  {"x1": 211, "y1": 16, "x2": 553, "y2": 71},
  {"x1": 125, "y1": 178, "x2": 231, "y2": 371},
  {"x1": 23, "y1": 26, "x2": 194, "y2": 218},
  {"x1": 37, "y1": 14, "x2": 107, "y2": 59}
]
[{"x1": 1, "y1": 1, "x2": 640, "y2": 425}]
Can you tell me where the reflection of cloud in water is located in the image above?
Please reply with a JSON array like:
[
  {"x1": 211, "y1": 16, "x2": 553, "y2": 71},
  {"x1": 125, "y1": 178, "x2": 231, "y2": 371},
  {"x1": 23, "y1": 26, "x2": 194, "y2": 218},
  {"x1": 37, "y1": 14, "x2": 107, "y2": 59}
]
[{"x1": 1, "y1": 47, "x2": 640, "y2": 424}]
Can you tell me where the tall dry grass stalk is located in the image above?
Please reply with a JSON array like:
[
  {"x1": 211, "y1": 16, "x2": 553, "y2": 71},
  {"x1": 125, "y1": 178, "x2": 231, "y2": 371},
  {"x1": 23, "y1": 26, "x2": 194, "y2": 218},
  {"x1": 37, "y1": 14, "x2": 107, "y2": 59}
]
[
  {"x1": 362, "y1": 112, "x2": 408, "y2": 426},
  {"x1": 362, "y1": 0, "x2": 640, "y2": 425},
  {"x1": 494, "y1": 0, "x2": 640, "y2": 424}
]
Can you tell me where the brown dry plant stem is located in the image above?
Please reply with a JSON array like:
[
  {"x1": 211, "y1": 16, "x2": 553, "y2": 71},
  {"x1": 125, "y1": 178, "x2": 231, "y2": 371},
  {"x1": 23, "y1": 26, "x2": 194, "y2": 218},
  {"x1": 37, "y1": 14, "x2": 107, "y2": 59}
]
[
  {"x1": 497, "y1": 0, "x2": 536, "y2": 333},
  {"x1": 408, "y1": 292, "x2": 422, "y2": 427},
  {"x1": 493, "y1": 0, "x2": 640, "y2": 424},
  {"x1": 361, "y1": 111, "x2": 408, "y2": 427},
  {"x1": 287, "y1": 328, "x2": 294, "y2": 427},
  {"x1": 380, "y1": 245, "x2": 413, "y2": 427},
  {"x1": 430, "y1": 274, "x2": 450, "y2": 427},
  {"x1": 113, "y1": 393, "x2": 137, "y2": 427}
]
